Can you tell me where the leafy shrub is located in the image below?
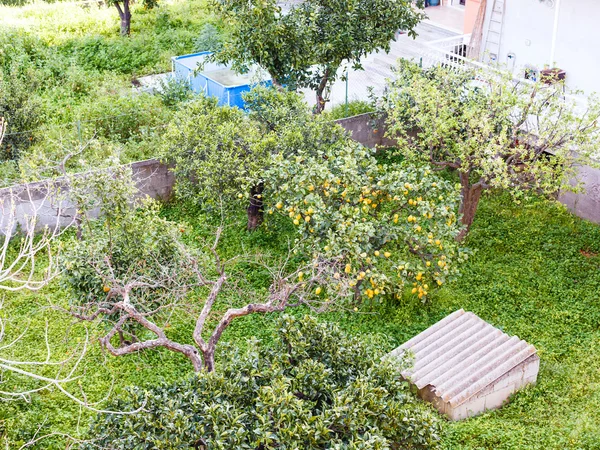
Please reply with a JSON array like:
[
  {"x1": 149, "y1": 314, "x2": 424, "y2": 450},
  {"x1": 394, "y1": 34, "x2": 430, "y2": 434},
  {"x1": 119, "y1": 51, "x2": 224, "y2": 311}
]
[
  {"x1": 84, "y1": 315, "x2": 442, "y2": 449},
  {"x1": 65, "y1": 35, "x2": 161, "y2": 74},
  {"x1": 161, "y1": 95, "x2": 270, "y2": 209},
  {"x1": 0, "y1": 66, "x2": 44, "y2": 160},
  {"x1": 194, "y1": 23, "x2": 223, "y2": 52},
  {"x1": 74, "y1": 91, "x2": 171, "y2": 143},
  {"x1": 157, "y1": 76, "x2": 194, "y2": 109},
  {"x1": 325, "y1": 100, "x2": 375, "y2": 120},
  {"x1": 61, "y1": 166, "x2": 187, "y2": 310}
]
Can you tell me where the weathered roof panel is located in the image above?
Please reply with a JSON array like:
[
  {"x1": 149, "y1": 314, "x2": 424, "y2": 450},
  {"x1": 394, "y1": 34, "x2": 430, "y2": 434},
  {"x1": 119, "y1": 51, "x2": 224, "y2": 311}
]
[{"x1": 393, "y1": 309, "x2": 537, "y2": 407}]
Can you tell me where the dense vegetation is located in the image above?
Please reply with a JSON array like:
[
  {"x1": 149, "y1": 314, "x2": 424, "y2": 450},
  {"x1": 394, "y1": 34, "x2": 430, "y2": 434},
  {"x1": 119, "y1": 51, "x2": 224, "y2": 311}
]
[
  {"x1": 85, "y1": 315, "x2": 442, "y2": 449},
  {"x1": 0, "y1": 0, "x2": 218, "y2": 182},
  {"x1": 2, "y1": 190, "x2": 600, "y2": 449},
  {"x1": 1, "y1": 1, "x2": 599, "y2": 449}
]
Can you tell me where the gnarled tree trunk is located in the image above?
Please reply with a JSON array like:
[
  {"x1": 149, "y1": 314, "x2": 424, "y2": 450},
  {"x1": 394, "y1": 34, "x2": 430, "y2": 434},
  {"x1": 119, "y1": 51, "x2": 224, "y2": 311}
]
[
  {"x1": 247, "y1": 183, "x2": 264, "y2": 231},
  {"x1": 457, "y1": 172, "x2": 483, "y2": 241},
  {"x1": 114, "y1": 0, "x2": 132, "y2": 36}
]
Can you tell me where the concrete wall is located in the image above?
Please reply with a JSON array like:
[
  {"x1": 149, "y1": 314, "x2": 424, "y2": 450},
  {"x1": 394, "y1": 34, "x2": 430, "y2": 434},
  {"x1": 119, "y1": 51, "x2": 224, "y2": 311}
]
[
  {"x1": 559, "y1": 163, "x2": 600, "y2": 224},
  {"x1": 483, "y1": 0, "x2": 600, "y2": 94},
  {"x1": 0, "y1": 159, "x2": 174, "y2": 234},
  {"x1": 334, "y1": 112, "x2": 396, "y2": 148}
]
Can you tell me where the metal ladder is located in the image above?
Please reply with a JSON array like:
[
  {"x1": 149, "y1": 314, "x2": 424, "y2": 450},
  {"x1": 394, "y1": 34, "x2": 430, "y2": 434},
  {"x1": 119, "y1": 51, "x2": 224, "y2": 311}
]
[{"x1": 483, "y1": 0, "x2": 505, "y2": 64}]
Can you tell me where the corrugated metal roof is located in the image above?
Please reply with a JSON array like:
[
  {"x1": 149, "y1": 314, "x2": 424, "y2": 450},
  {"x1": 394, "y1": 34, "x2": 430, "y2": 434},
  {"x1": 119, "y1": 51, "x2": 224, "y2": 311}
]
[{"x1": 390, "y1": 309, "x2": 537, "y2": 407}]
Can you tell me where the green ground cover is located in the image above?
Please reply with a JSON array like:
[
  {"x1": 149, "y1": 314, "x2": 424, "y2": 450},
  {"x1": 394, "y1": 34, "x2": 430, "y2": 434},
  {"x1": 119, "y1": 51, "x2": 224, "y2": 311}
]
[
  {"x1": 1, "y1": 2, "x2": 599, "y2": 448},
  {"x1": 1, "y1": 192, "x2": 599, "y2": 449}
]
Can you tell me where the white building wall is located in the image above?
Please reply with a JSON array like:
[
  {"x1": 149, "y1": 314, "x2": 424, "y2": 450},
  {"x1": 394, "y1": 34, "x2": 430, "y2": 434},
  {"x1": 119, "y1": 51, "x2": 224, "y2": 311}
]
[
  {"x1": 482, "y1": 0, "x2": 600, "y2": 95},
  {"x1": 552, "y1": 0, "x2": 600, "y2": 94}
]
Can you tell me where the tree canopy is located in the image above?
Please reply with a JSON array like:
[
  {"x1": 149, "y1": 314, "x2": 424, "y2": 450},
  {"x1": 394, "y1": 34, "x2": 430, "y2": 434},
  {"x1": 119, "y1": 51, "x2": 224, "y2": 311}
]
[
  {"x1": 264, "y1": 140, "x2": 467, "y2": 301},
  {"x1": 84, "y1": 315, "x2": 442, "y2": 449},
  {"x1": 383, "y1": 61, "x2": 600, "y2": 238},
  {"x1": 210, "y1": 0, "x2": 424, "y2": 112}
]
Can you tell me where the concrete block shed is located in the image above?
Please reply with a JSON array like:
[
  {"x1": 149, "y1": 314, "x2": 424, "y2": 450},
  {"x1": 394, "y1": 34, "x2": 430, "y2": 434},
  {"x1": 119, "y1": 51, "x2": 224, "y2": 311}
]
[{"x1": 389, "y1": 309, "x2": 539, "y2": 420}]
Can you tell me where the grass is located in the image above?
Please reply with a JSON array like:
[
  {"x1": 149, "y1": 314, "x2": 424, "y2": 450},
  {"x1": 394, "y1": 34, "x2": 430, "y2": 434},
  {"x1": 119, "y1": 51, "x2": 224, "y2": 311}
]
[{"x1": 1, "y1": 192, "x2": 600, "y2": 449}]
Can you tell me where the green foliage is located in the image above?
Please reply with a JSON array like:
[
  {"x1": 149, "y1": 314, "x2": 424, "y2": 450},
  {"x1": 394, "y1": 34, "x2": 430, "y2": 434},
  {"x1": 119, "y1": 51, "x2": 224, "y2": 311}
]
[
  {"x1": 157, "y1": 76, "x2": 194, "y2": 109},
  {"x1": 3, "y1": 192, "x2": 600, "y2": 448},
  {"x1": 161, "y1": 96, "x2": 271, "y2": 209},
  {"x1": 324, "y1": 101, "x2": 376, "y2": 120},
  {"x1": 210, "y1": 0, "x2": 312, "y2": 87},
  {"x1": 0, "y1": 0, "x2": 215, "y2": 179},
  {"x1": 384, "y1": 61, "x2": 600, "y2": 209},
  {"x1": 74, "y1": 92, "x2": 170, "y2": 143},
  {"x1": 61, "y1": 167, "x2": 188, "y2": 310},
  {"x1": 163, "y1": 87, "x2": 320, "y2": 217},
  {"x1": 264, "y1": 141, "x2": 467, "y2": 301},
  {"x1": 194, "y1": 23, "x2": 223, "y2": 52},
  {"x1": 211, "y1": 0, "x2": 424, "y2": 109},
  {"x1": 0, "y1": 50, "x2": 44, "y2": 160},
  {"x1": 84, "y1": 315, "x2": 442, "y2": 449},
  {"x1": 243, "y1": 85, "x2": 311, "y2": 131}
]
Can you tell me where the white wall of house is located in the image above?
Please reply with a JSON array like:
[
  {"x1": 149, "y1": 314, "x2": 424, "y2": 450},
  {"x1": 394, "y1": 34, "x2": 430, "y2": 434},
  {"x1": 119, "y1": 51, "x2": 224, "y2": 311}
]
[{"x1": 482, "y1": 0, "x2": 600, "y2": 95}]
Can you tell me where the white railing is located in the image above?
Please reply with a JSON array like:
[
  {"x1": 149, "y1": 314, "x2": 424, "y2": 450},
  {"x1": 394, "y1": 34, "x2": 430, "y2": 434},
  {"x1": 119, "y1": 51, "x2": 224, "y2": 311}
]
[{"x1": 421, "y1": 34, "x2": 591, "y2": 117}]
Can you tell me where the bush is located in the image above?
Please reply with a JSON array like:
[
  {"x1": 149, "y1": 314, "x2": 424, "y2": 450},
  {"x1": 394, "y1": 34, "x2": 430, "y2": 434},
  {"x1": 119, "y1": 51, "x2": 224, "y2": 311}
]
[
  {"x1": 325, "y1": 100, "x2": 375, "y2": 120},
  {"x1": 0, "y1": 66, "x2": 44, "y2": 160},
  {"x1": 74, "y1": 91, "x2": 171, "y2": 143},
  {"x1": 157, "y1": 76, "x2": 194, "y2": 109},
  {"x1": 194, "y1": 23, "x2": 223, "y2": 52},
  {"x1": 84, "y1": 315, "x2": 442, "y2": 449},
  {"x1": 61, "y1": 167, "x2": 187, "y2": 310}
]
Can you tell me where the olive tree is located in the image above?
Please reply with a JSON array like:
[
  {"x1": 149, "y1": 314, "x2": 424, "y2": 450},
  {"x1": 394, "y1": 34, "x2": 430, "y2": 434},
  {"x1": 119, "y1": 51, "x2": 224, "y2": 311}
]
[
  {"x1": 264, "y1": 140, "x2": 468, "y2": 301},
  {"x1": 210, "y1": 0, "x2": 424, "y2": 112},
  {"x1": 63, "y1": 167, "x2": 352, "y2": 372},
  {"x1": 384, "y1": 61, "x2": 600, "y2": 239}
]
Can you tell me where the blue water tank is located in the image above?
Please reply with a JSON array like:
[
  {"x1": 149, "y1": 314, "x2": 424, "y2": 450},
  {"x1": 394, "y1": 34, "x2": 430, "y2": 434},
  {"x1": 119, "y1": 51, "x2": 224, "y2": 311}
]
[{"x1": 171, "y1": 52, "x2": 272, "y2": 109}]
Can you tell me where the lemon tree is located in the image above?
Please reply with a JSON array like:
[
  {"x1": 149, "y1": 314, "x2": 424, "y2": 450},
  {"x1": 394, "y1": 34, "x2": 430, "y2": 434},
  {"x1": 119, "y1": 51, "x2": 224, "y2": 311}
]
[{"x1": 265, "y1": 141, "x2": 468, "y2": 301}]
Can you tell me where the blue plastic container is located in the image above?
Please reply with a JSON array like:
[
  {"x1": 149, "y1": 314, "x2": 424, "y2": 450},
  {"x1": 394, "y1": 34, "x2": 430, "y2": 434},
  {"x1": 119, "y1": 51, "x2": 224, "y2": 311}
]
[{"x1": 171, "y1": 52, "x2": 272, "y2": 109}]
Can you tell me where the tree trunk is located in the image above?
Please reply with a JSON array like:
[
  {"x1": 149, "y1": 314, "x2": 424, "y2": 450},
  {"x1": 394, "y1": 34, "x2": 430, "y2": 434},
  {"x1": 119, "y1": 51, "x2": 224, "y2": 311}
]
[
  {"x1": 247, "y1": 183, "x2": 264, "y2": 231},
  {"x1": 202, "y1": 349, "x2": 215, "y2": 372},
  {"x1": 115, "y1": 0, "x2": 131, "y2": 36},
  {"x1": 314, "y1": 68, "x2": 331, "y2": 115},
  {"x1": 457, "y1": 173, "x2": 483, "y2": 241}
]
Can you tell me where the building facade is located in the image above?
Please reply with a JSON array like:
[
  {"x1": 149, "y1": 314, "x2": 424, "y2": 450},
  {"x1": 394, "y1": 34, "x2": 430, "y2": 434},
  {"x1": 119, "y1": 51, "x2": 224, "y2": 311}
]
[{"x1": 472, "y1": 0, "x2": 600, "y2": 95}]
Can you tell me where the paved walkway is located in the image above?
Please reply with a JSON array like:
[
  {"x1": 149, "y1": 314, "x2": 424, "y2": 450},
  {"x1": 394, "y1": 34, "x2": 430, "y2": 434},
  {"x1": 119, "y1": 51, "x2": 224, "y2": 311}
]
[{"x1": 302, "y1": 22, "x2": 459, "y2": 108}]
